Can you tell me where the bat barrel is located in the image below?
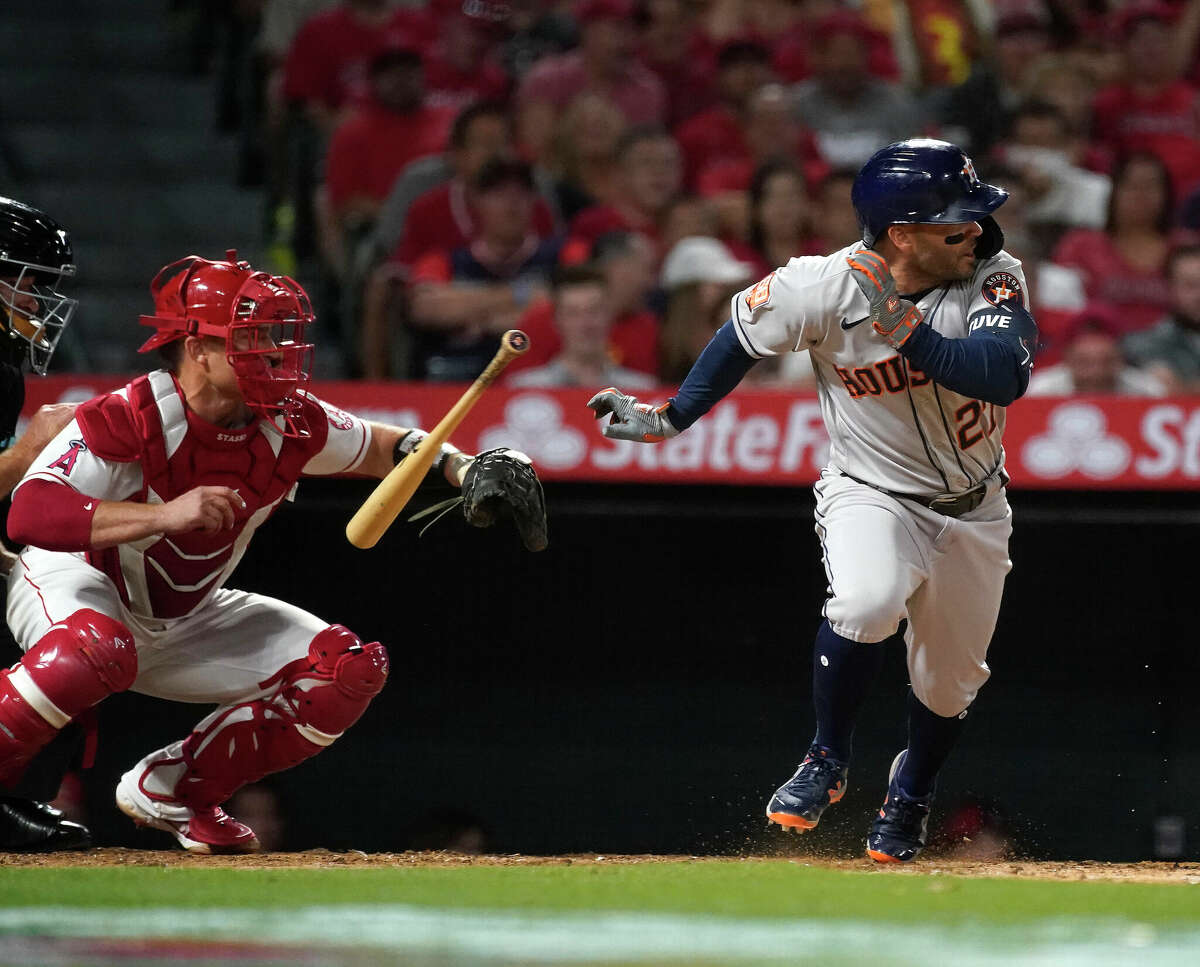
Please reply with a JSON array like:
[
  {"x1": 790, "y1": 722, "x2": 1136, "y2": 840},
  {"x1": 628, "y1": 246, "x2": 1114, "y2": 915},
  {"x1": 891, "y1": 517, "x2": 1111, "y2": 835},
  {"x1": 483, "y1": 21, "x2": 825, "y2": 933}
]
[{"x1": 345, "y1": 330, "x2": 529, "y2": 548}]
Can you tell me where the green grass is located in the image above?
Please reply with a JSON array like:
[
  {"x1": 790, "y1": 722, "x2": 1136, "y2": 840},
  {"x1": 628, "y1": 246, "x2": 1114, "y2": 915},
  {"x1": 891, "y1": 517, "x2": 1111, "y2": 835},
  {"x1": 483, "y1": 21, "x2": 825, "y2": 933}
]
[{"x1": 0, "y1": 861, "x2": 1197, "y2": 926}]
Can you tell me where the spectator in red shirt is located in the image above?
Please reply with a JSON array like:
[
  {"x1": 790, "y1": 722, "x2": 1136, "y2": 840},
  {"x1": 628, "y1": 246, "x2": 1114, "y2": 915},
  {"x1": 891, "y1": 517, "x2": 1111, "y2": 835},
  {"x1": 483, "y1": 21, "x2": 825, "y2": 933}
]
[
  {"x1": 546, "y1": 92, "x2": 628, "y2": 222},
  {"x1": 282, "y1": 0, "x2": 432, "y2": 129},
  {"x1": 383, "y1": 107, "x2": 558, "y2": 274},
  {"x1": 674, "y1": 40, "x2": 774, "y2": 190},
  {"x1": 692, "y1": 83, "x2": 826, "y2": 243},
  {"x1": 406, "y1": 159, "x2": 562, "y2": 380},
  {"x1": 724, "y1": 160, "x2": 819, "y2": 279},
  {"x1": 422, "y1": 0, "x2": 511, "y2": 112},
  {"x1": 320, "y1": 48, "x2": 456, "y2": 277},
  {"x1": 1092, "y1": 2, "x2": 1200, "y2": 199},
  {"x1": 636, "y1": 0, "x2": 717, "y2": 126},
  {"x1": 1049, "y1": 151, "x2": 1175, "y2": 337},
  {"x1": 567, "y1": 125, "x2": 683, "y2": 256},
  {"x1": 361, "y1": 103, "x2": 561, "y2": 377},
  {"x1": 509, "y1": 265, "x2": 658, "y2": 389},
  {"x1": 517, "y1": 0, "x2": 668, "y2": 162},
  {"x1": 508, "y1": 229, "x2": 661, "y2": 380}
]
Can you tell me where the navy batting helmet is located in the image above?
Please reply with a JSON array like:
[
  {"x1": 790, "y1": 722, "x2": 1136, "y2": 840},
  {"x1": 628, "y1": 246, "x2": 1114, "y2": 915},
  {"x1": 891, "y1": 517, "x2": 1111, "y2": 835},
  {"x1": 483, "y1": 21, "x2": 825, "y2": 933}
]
[{"x1": 851, "y1": 139, "x2": 1008, "y2": 258}]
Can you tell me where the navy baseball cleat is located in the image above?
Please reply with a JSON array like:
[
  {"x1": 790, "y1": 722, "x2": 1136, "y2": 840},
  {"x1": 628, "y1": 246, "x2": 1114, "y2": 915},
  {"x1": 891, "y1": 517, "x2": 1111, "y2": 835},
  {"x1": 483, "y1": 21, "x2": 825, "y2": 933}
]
[
  {"x1": 766, "y1": 744, "x2": 848, "y2": 832},
  {"x1": 866, "y1": 750, "x2": 931, "y2": 863}
]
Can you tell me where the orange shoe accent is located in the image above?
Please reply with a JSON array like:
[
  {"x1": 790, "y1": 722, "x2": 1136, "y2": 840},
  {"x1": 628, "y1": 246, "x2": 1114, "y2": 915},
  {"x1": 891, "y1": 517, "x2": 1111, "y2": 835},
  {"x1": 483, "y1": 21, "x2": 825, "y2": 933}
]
[
  {"x1": 767, "y1": 811, "x2": 817, "y2": 830},
  {"x1": 829, "y1": 782, "x2": 846, "y2": 803},
  {"x1": 867, "y1": 848, "x2": 903, "y2": 864}
]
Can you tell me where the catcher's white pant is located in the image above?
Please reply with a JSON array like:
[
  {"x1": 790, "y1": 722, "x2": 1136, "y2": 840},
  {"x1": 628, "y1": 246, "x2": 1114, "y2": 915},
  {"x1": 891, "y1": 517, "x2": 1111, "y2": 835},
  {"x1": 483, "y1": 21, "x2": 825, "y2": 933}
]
[
  {"x1": 7, "y1": 546, "x2": 327, "y2": 706},
  {"x1": 814, "y1": 471, "x2": 1013, "y2": 717}
]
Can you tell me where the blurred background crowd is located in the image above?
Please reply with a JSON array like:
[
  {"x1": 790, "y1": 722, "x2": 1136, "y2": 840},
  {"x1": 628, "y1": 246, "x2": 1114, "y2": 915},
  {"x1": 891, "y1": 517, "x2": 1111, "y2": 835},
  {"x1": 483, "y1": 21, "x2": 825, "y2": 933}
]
[{"x1": 13, "y1": 0, "x2": 1200, "y2": 398}]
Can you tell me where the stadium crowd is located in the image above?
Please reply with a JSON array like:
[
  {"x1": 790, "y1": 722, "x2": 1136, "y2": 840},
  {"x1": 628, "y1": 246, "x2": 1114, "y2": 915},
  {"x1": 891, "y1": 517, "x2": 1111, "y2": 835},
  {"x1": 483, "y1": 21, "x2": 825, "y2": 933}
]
[{"x1": 194, "y1": 0, "x2": 1200, "y2": 395}]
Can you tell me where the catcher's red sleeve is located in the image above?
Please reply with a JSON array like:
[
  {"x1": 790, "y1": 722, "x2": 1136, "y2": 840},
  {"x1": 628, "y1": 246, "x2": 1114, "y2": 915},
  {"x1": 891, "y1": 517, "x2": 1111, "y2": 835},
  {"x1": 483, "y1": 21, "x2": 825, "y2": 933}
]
[{"x1": 8, "y1": 478, "x2": 97, "y2": 551}]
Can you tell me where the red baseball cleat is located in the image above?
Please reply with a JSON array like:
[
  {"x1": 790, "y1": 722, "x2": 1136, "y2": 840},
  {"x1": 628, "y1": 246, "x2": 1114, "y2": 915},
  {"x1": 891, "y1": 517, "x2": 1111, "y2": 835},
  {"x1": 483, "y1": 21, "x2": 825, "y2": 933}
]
[{"x1": 116, "y1": 774, "x2": 260, "y2": 855}]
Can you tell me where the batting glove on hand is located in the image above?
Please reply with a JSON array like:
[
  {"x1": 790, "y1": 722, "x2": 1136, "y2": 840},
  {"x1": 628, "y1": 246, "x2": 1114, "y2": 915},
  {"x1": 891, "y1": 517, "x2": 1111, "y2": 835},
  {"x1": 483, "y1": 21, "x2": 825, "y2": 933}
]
[
  {"x1": 587, "y1": 388, "x2": 679, "y2": 442},
  {"x1": 846, "y1": 250, "x2": 924, "y2": 349}
]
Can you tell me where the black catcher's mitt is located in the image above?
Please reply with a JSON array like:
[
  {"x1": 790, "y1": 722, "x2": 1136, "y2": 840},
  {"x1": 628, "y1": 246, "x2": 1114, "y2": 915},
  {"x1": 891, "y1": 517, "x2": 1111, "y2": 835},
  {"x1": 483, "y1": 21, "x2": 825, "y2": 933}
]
[{"x1": 461, "y1": 448, "x2": 548, "y2": 551}]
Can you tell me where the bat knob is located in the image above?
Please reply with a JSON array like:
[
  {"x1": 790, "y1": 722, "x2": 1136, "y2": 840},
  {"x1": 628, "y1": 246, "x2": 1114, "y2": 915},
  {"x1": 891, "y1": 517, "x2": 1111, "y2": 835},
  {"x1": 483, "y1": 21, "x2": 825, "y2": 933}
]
[{"x1": 503, "y1": 330, "x2": 530, "y2": 355}]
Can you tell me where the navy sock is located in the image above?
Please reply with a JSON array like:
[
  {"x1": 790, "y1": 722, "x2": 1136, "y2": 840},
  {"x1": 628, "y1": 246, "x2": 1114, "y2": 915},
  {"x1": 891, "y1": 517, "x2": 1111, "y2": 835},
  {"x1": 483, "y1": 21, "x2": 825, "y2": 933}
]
[
  {"x1": 811, "y1": 620, "x2": 885, "y2": 762},
  {"x1": 896, "y1": 689, "x2": 968, "y2": 799}
]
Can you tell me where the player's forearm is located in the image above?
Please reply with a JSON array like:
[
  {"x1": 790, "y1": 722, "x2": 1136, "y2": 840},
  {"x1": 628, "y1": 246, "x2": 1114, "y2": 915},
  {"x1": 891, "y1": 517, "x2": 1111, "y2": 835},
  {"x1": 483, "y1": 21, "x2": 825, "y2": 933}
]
[
  {"x1": 362, "y1": 423, "x2": 471, "y2": 486},
  {"x1": 0, "y1": 447, "x2": 37, "y2": 501},
  {"x1": 898, "y1": 325, "x2": 1028, "y2": 406},
  {"x1": 87, "y1": 500, "x2": 180, "y2": 550},
  {"x1": 0, "y1": 410, "x2": 78, "y2": 500},
  {"x1": 11, "y1": 484, "x2": 182, "y2": 552},
  {"x1": 666, "y1": 320, "x2": 759, "y2": 430}
]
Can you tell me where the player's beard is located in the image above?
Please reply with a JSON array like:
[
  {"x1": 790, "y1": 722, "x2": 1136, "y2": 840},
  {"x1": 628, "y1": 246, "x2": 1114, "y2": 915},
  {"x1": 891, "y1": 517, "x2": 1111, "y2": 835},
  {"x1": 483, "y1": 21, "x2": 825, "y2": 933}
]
[{"x1": 913, "y1": 241, "x2": 976, "y2": 284}]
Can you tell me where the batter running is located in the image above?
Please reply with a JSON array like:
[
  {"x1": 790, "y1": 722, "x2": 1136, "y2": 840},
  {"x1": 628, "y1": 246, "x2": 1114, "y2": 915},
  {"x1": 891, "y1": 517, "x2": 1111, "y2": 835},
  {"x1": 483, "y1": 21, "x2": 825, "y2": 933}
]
[{"x1": 588, "y1": 139, "x2": 1037, "y2": 863}]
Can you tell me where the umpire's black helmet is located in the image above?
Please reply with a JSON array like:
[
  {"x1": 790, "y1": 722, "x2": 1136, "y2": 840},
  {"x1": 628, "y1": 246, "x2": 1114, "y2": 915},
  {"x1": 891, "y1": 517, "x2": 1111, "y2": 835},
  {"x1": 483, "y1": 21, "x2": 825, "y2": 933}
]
[{"x1": 0, "y1": 197, "x2": 76, "y2": 374}]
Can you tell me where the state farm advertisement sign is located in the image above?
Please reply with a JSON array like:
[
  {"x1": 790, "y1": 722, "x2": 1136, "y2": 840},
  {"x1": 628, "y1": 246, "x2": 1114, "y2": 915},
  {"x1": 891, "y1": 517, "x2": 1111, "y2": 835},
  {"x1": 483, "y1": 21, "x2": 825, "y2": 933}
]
[{"x1": 20, "y1": 378, "x2": 1200, "y2": 490}]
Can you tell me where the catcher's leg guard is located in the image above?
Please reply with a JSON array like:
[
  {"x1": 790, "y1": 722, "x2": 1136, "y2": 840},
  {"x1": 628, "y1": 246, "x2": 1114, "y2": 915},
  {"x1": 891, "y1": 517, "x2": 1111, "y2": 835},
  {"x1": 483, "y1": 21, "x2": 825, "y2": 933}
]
[
  {"x1": 135, "y1": 625, "x2": 388, "y2": 812},
  {"x1": 0, "y1": 609, "x2": 137, "y2": 785}
]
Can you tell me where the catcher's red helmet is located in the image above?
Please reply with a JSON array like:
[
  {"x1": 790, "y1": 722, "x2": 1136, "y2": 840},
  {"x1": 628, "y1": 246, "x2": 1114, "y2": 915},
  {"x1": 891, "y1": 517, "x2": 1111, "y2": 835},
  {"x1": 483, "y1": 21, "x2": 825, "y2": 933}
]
[{"x1": 138, "y1": 251, "x2": 315, "y2": 437}]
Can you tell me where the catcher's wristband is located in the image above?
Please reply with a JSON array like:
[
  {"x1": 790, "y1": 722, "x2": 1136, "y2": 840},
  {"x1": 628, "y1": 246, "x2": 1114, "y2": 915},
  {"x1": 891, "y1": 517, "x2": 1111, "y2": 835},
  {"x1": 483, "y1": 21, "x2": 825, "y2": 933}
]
[{"x1": 393, "y1": 429, "x2": 461, "y2": 473}]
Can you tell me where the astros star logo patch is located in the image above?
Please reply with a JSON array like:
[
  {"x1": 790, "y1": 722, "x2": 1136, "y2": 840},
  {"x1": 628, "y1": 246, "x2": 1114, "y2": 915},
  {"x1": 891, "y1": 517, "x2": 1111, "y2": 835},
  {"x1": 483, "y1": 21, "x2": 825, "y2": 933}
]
[{"x1": 982, "y1": 271, "x2": 1023, "y2": 307}]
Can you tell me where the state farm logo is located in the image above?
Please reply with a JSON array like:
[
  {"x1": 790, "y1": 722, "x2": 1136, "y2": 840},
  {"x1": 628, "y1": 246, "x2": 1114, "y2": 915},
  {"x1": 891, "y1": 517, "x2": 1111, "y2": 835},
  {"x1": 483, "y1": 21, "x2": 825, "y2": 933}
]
[
  {"x1": 1022, "y1": 403, "x2": 1130, "y2": 479},
  {"x1": 476, "y1": 394, "x2": 587, "y2": 470}
]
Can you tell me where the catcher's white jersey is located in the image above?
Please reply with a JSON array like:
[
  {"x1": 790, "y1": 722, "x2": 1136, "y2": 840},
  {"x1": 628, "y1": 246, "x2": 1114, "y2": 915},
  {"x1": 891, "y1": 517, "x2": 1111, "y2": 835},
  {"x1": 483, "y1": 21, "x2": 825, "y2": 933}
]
[
  {"x1": 12, "y1": 371, "x2": 372, "y2": 622},
  {"x1": 730, "y1": 243, "x2": 1028, "y2": 496}
]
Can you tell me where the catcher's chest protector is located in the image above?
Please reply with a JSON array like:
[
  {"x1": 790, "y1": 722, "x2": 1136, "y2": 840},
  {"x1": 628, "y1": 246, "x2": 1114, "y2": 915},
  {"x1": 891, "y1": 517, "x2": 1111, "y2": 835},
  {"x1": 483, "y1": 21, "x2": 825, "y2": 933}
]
[{"x1": 76, "y1": 370, "x2": 326, "y2": 619}]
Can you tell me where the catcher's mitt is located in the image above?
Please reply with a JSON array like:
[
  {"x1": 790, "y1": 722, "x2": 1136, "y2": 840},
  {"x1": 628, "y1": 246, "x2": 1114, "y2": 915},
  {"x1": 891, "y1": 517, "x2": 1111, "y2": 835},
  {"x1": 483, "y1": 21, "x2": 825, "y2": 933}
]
[{"x1": 461, "y1": 448, "x2": 548, "y2": 552}]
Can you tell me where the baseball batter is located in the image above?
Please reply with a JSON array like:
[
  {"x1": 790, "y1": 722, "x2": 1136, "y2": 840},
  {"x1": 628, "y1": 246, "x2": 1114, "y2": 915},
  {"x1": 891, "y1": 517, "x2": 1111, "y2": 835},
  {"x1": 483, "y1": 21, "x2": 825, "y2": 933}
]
[
  {"x1": 0, "y1": 252, "x2": 546, "y2": 853},
  {"x1": 589, "y1": 139, "x2": 1037, "y2": 862}
]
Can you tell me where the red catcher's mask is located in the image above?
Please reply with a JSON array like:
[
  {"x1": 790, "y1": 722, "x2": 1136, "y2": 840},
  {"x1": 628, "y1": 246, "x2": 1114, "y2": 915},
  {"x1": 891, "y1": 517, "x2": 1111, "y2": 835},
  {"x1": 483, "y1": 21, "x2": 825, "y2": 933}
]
[{"x1": 137, "y1": 252, "x2": 316, "y2": 437}]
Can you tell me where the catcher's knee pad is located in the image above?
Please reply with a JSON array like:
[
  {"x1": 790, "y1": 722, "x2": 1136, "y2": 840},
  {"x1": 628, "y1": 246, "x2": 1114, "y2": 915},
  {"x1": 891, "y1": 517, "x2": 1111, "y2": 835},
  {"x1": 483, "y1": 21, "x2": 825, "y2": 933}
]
[
  {"x1": 161, "y1": 625, "x2": 387, "y2": 810},
  {"x1": 0, "y1": 609, "x2": 137, "y2": 783},
  {"x1": 287, "y1": 624, "x2": 389, "y2": 736}
]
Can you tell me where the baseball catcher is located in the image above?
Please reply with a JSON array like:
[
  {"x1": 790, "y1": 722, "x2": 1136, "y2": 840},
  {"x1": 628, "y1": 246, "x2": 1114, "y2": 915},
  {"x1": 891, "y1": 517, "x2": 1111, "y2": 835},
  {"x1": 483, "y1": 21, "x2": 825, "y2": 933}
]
[{"x1": 0, "y1": 250, "x2": 544, "y2": 853}]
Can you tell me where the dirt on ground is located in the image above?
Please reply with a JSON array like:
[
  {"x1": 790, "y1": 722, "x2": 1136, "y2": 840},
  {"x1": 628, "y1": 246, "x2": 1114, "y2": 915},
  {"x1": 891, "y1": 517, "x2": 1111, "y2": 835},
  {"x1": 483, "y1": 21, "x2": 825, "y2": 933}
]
[{"x1": 1, "y1": 849, "x2": 1198, "y2": 883}]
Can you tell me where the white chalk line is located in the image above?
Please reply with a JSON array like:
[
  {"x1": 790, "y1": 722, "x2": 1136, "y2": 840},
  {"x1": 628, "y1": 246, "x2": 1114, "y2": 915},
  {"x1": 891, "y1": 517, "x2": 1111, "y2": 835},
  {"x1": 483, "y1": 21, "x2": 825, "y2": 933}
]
[{"x1": 0, "y1": 906, "x2": 1198, "y2": 965}]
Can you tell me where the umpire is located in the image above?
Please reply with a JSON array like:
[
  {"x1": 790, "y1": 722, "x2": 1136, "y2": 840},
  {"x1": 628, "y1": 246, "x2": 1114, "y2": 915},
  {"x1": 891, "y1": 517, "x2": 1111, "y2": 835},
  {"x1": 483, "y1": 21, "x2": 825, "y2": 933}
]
[{"x1": 0, "y1": 196, "x2": 89, "y2": 850}]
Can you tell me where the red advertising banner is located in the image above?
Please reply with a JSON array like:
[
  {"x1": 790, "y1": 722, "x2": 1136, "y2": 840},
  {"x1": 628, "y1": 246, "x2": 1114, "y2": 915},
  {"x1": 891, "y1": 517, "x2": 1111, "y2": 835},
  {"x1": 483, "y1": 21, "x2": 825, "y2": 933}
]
[{"x1": 19, "y1": 376, "x2": 1200, "y2": 490}]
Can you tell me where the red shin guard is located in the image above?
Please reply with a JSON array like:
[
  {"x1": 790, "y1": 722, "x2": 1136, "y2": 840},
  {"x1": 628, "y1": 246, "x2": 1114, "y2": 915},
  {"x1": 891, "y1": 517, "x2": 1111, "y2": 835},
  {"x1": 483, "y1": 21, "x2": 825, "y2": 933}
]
[
  {"x1": 148, "y1": 625, "x2": 388, "y2": 810},
  {"x1": 0, "y1": 609, "x2": 137, "y2": 784}
]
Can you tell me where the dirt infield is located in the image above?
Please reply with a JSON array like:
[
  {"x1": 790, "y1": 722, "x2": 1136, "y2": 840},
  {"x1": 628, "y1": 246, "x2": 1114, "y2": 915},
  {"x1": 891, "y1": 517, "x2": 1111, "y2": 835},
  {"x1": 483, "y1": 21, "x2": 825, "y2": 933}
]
[{"x1": 1, "y1": 848, "x2": 1198, "y2": 883}]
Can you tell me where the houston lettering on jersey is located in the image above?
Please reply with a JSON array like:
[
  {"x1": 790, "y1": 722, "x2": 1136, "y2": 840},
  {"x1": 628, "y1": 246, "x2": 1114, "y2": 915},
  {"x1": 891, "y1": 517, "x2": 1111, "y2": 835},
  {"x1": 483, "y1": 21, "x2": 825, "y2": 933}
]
[{"x1": 835, "y1": 355, "x2": 931, "y2": 399}]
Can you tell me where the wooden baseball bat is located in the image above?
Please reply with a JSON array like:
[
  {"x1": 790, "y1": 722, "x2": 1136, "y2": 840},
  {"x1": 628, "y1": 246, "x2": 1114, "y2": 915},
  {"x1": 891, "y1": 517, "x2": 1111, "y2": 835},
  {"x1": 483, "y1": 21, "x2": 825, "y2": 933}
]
[{"x1": 345, "y1": 329, "x2": 530, "y2": 549}]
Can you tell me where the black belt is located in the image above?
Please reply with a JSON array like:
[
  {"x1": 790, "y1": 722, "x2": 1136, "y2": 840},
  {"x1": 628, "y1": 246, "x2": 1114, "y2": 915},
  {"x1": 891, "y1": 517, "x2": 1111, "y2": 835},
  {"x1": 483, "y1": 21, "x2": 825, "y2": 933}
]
[{"x1": 842, "y1": 473, "x2": 998, "y2": 519}]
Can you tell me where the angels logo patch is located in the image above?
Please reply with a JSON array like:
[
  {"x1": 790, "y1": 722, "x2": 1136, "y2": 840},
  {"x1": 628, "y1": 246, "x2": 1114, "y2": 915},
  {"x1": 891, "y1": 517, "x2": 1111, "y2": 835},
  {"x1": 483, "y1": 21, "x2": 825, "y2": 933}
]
[
  {"x1": 48, "y1": 439, "x2": 87, "y2": 477},
  {"x1": 982, "y1": 271, "x2": 1023, "y2": 307},
  {"x1": 326, "y1": 406, "x2": 356, "y2": 431}
]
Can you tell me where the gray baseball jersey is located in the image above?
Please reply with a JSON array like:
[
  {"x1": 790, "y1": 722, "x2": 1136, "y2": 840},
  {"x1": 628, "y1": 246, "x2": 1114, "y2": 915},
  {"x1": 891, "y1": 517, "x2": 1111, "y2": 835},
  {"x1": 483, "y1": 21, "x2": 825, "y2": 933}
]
[{"x1": 728, "y1": 243, "x2": 1029, "y2": 496}]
